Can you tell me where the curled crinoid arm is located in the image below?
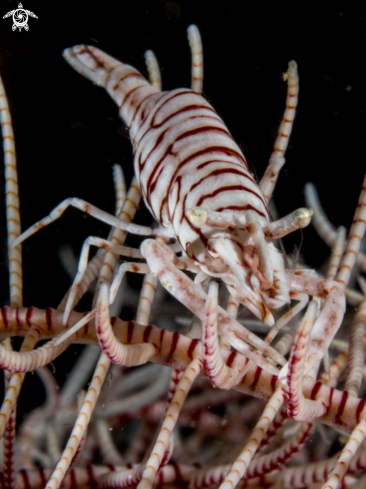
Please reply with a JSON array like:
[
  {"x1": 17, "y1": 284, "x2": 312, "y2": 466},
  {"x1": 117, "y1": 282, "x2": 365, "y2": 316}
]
[
  {"x1": 0, "y1": 329, "x2": 75, "y2": 373},
  {"x1": 260, "y1": 60, "x2": 299, "y2": 203},
  {"x1": 280, "y1": 300, "x2": 328, "y2": 422},
  {"x1": 0, "y1": 324, "x2": 42, "y2": 439},
  {"x1": 287, "y1": 272, "x2": 345, "y2": 382},
  {"x1": 201, "y1": 281, "x2": 241, "y2": 389},
  {"x1": 96, "y1": 281, "x2": 157, "y2": 366}
]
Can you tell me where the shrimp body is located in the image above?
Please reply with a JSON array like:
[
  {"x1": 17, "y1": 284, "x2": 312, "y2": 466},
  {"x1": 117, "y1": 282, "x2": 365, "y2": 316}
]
[{"x1": 64, "y1": 44, "x2": 290, "y2": 322}]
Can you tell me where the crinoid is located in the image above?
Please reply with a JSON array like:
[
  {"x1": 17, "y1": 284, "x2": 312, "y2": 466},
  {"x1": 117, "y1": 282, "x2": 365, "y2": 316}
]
[{"x1": 1, "y1": 21, "x2": 366, "y2": 489}]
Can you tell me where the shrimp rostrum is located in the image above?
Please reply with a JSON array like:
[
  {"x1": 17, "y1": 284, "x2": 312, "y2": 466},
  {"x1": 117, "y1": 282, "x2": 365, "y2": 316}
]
[{"x1": 14, "y1": 25, "x2": 346, "y2": 395}]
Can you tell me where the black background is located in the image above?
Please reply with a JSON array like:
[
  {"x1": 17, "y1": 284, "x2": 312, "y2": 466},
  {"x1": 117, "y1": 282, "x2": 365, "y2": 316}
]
[{"x1": 1, "y1": 2, "x2": 366, "y2": 415}]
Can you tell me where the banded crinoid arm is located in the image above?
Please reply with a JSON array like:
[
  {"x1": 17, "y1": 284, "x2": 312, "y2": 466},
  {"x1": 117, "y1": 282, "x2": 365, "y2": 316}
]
[
  {"x1": 1, "y1": 74, "x2": 34, "y2": 489},
  {"x1": 344, "y1": 284, "x2": 366, "y2": 398},
  {"x1": 218, "y1": 386, "x2": 285, "y2": 489},
  {"x1": 187, "y1": 24, "x2": 204, "y2": 94},
  {"x1": 44, "y1": 171, "x2": 157, "y2": 489},
  {"x1": 305, "y1": 181, "x2": 366, "y2": 274},
  {"x1": 136, "y1": 358, "x2": 202, "y2": 489},
  {"x1": 335, "y1": 171, "x2": 366, "y2": 289},
  {"x1": 44, "y1": 353, "x2": 112, "y2": 489},
  {"x1": 0, "y1": 75, "x2": 22, "y2": 307},
  {"x1": 56, "y1": 176, "x2": 143, "y2": 341},
  {"x1": 2, "y1": 305, "x2": 366, "y2": 436},
  {"x1": 260, "y1": 60, "x2": 299, "y2": 203},
  {"x1": 186, "y1": 421, "x2": 313, "y2": 488}
]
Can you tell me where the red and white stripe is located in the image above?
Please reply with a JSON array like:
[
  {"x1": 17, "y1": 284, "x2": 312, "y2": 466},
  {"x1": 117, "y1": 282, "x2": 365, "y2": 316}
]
[{"x1": 63, "y1": 45, "x2": 269, "y2": 254}]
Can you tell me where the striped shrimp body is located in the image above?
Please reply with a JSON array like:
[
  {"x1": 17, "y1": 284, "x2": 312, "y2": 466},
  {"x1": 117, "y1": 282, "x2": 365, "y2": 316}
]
[
  {"x1": 64, "y1": 41, "x2": 293, "y2": 325},
  {"x1": 14, "y1": 26, "x2": 346, "y2": 391}
]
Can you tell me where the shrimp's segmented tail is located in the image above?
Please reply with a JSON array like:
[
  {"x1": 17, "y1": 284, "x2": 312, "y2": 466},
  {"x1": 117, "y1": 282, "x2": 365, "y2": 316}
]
[{"x1": 63, "y1": 45, "x2": 159, "y2": 127}]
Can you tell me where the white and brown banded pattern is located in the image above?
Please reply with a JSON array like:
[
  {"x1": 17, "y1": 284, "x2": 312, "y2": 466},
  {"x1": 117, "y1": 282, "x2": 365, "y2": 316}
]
[{"x1": 62, "y1": 46, "x2": 269, "y2": 261}]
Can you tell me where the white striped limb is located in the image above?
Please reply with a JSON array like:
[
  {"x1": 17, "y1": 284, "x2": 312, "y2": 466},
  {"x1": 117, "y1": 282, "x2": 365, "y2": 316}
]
[
  {"x1": 186, "y1": 206, "x2": 313, "y2": 239},
  {"x1": 321, "y1": 419, "x2": 366, "y2": 489},
  {"x1": 264, "y1": 291, "x2": 309, "y2": 345},
  {"x1": 336, "y1": 171, "x2": 366, "y2": 289},
  {"x1": 306, "y1": 182, "x2": 366, "y2": 274},
  {"x1": 136, "y1": 273, "x2": 159, "y2": 325},
  {"x1": 187, "y1": 421, "x2": 313, "y2": 488},
  {"x1": 201, "y1": 281, "x2": 241, "y2": 389},
  {"x1": 320, "y1": 344, "x2": 349, "y2": 388},
  {"x1": 61, "y1": 236, "x2": 143, "y2": 325},
  {"x1": 344, "y1": 289, "x2": 366, "y2": 397},
  {"x1": 209, "y1": 238, "x2": 274, "y2": 324},
  {"x1": 327, "y1": 226, "x2": 346, "y2": 280},
  {"x1": 0, "y1": 324, "x2": 42, "y2": 438},
  {"x1": 287, "y1": 272, "x2": 345, "y2": 382},
  {"x1": 136, "y1": 236, "x2": 169, "y2": 325},
  {"x1": 0, "y1": 466, "x2": 119, "y2": 489},
  {"x1": 144, "y1": 50, "x2": 162, "y2": 90},
  {"x1": 141, "y1": 239, "x2": 287, "y2": 374},
  {"x1": 1, "y1": 75, "x2": 22, "y2": 489},
  {"x1": 280, "y1": 300, "x2": 328, "y2": 422},
  {"x1": 96, "y1": 281, "x2": 157, "y2": 366},
  {"x1": 2, "y1": 369, "x2": 16, "y2": 489},
  {"x1": 218, "y1": 387, "x2": 285, "y2": 489},
  {"x1": 68, "y1": 390, "x2": 88, "y2": 470},
  {"x1": 260, "y1": 60, "x2": 299, "y2": 203},
  {"x1": 11, "y1": 196, "x2": 174, "y2": 248},
  {"x1": 58, "y1": 176, "x2": 142, "y2": 337},
  {"x1": 57, "y1": 252, "x2": 104, "y2": 313},
  {"x1": 60, "y1": 345, "x2": 100, "y2": 407},
  {"x1": 112, "y1": 164, "x2": 126, "y2": 215},
  {"x1": 273, "y1": 326, "x2": 297, "y2": 357},
  {"x1": 44, "y1": 352, "x2": 111, "y2": 489},
  {"x1": 0, "y1": 329, "x2": 74, "y2": 373},
  {"x1": 98, "y1": 464, "x2": 190, "y2": 489},
  {"x1": 0, "y1": 75, "x2": 22, "y2": 308},
  {"x1": 136, "y1": 357, "x2": 202, "y2": 489},
  {"x1": 187, "y1": 24, "x2": 203, "y2": 94},
  {"x1": 91, "y1": 175, "x2": 141, "y2": 308}
]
